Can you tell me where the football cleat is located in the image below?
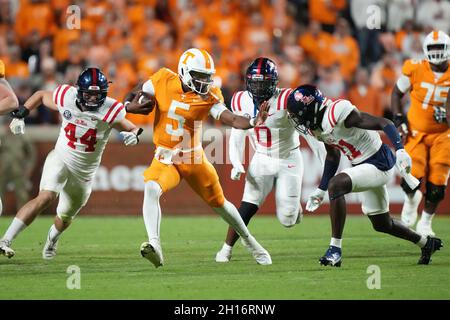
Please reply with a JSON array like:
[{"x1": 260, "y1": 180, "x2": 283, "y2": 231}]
[
  {"x1": 241, "y1": 235, "x2": 272, "y2": 265},
  {"x1": 42, "y1": 234, "x2": 58, "y2": 260},
  {"x1": 416, "y1": 219, "x2": 436, "y2": 237},
  {"x1": 215, "y1": 247, "x2": 232, "y2": 263},
  {"x1": 0, "y1": 239, "x2": 15, "y2": 258},
  {"x1": 319, "y1": 245, "x2": 342, "y2": 267},
  {"x1": 418, "y1": 236, "x2": 443, "y2": 265},
  {"x1": 400, "y1": 191, "x2": 422, "y2": 227},
  {"x1": 140, "y1": 241, "x2": 163, "y2": 268}
]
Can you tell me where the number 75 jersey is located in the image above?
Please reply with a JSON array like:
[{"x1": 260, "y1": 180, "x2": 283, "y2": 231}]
[{"x1": 52, "y1": 84, "x2": 126, "y2": 180}]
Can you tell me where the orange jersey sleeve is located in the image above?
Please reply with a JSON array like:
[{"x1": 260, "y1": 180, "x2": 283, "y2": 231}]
[
  {"x1": 403, "y1": 59, "x2": 449, "y2": 134},
  {"x1": 0, "y1": 59, "x2": 4, "y2": 77},
  {"x1": 150, "y1": 68, "x2": 221, "y2": 150}
]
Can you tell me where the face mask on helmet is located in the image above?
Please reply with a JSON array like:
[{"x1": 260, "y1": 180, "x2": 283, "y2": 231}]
[
  {"x1": 78, "y1": 88, "x2": 107, "y2": 111},
  {"x1": 246, "y1": 74, "x2": 278, "y2": 104},
  {"x1": 187, "y1": 70, "x2": 214, "y2": 95},
  {"x1": 425, "y1": 43, "x2": 449, "y2": 65}
]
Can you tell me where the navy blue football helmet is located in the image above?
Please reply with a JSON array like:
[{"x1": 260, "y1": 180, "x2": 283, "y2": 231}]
[
  {"x1": 286, "y1": 84, "x2": 326, "y2": 133},
  {"x1": 246, "y1": 57, "x2": 279, "y2": 105},
  {"x1": 76, "y1": 67, "x2": 109, "y2": 111}
]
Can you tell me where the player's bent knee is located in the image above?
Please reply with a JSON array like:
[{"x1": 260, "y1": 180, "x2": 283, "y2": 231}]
[
  {"x1": 328, "y1": 174, "x2": 351, "y2": 201},
  {"x1": 57, "y1": 214, "x2": 73, "y2": 224},
  {"x1": 425, "y1": 182, "x2": 446, "y2": 203},
  {"x1": 277, "y1": 207, "x2": 299, "y2": 228},
  {"x1": 208, "y1": 194, "x2": 225, "y2": 208},
  {"x1": 38, "y1": 190, "x2": 57, "y2": 206},
  {"x1": 400, "y1": 178, "x2": 421, "y2": 195},
  {"x1": 144, "y1": 181, "x2": 163, "y2": 199},
  {"x1": 369, "y1": 213, "x2": 392, "y2": 233}
]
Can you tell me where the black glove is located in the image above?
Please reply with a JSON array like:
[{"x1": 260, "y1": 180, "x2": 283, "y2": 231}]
[
  {"x1": 10, "y1": 105, "x2": 30, "y2": 119},
  {"x1": 433, "y1": 106, "x2": 447, "y2": 124}
]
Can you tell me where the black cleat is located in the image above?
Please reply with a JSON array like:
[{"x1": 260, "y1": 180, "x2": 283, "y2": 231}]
[{"x1": 418, "y1": 236, "x2": 443, "y2": 265}]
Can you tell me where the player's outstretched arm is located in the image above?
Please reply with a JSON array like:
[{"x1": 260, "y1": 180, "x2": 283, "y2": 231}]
[
  {"x1": 306, "y1": 144, "x2": 340, "y2": 212},
  {"x1": 0, "y1": 78, "x2": 19, "y2": 115},
  {"x1": 9, "y1": 90, "x2": 56, "y2": 135},
  {"x1": 229, "y1": 128, "x2": 247, "y2": 180},
  {"x1": 391, "y1": 84, "x2": 408, "y2": 143},
  {"x1": 219, "y1": 101, "x2": 269, "y2": 129},
  {"x1": 112, "y1": 118, "x2": 143, "y2": 146}
]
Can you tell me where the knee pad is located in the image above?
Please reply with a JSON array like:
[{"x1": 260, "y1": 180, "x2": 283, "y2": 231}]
[
  {"x1": 277, "y1": 204, "x2": 299, "y2": 228},
  {"x1": 145, "y1": 181, "x2": 163, "y2": 199},
  {"x1": 425, "y1": 182, "x2": 446, "y2": 203},
  {"x1": 400, "y1": 178, "x2": 421, "y2": 195}
]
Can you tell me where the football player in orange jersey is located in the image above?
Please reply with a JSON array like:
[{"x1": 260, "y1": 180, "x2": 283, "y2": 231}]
[
  {"x1": 0, "y1": 59, "x2": 19, "y2": 216},
  {"x1": 391, "y1": 30, "x2": 450, "y2": 237},
  {"x1": 125, "y1": 48, "x2": 272, "y2": 267}
]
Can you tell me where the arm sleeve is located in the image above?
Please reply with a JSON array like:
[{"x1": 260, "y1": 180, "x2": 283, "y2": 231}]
[
  {"x1": 110, "y1": 104, "x2": 126, "y2": 125},
  {"x1": 396, "y1": 75, "x2": 411, "y2": 93},
  {"x1": 229, "y1": 127, "x2": 247, "y2": 169},
  {"x1": 142, "y1": 79, "x2": 155, "y2": 96}
]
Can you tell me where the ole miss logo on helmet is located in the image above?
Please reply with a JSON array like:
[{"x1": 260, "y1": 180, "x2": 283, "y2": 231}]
[{"x1": 294, "y1": 91, "x2": 314, "y2": 105}]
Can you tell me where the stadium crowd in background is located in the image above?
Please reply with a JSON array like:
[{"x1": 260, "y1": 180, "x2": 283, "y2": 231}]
[{"x1": 0, "y1": 0, "x2": 449, "y2": 126}]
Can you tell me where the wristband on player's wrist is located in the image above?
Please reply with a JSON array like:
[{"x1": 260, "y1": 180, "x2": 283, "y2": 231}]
[
  {"x1": 124, "y1": 101, "x2": 130, "y2": 112},
  {"x1": 11, "y1": 104, "x2": 30, "y2": 119},
  {"x1": 249, "y1": 118, "x2": 256, "y2": 127}
]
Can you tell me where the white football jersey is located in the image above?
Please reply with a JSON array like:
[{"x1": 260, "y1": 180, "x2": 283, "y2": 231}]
[
  {"x1": 230, "y1": 88, "x2": 298, "y2": 158},
  {"x1": 52, "y1": 84, "x2": 126, "y2": 180},
  {"x1": 311, "y1": 98, "x2": 382, "y2": 165}
]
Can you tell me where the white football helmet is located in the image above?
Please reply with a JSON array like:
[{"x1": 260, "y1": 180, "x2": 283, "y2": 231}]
[
  {"x1": 423, "y1": 30, "x2": 450, "y2": 65},
  {"x1": 178, "y1": 48, "x2": 215, "y2": 95}
]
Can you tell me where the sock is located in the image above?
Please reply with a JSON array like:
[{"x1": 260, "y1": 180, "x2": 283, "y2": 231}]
[
  {"x1": 143, "y1": 181, "x2": 163, "y2": 243},
  {"x1": 221, "y1": 242, "x2": 233, "y2": 252},
  {"x1": 416, "y1": 235, "x2": 428, "y2": 248},
  {"x1": 420, "y1": 211, "x2": 434, "y2": 223},
  {"x1": 3, "y1": 217, "x2": 27, "y2": 242},
  {"x1": 213, "y1": 200, "x2": 250, "y2": 239},
  {"x1": 330, "y1": 237, "x2": 342, "y2": 248},
  {"x1": 47, "y1": 224, "x2": 62, "y2": 243}
]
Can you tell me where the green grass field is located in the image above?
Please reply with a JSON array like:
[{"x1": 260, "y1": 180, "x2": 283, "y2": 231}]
[{"x1": 0, "y1": 215, "x2": 449, "y2": 300}]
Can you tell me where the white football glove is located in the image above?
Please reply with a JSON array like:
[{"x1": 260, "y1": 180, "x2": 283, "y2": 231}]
[
  {"x1": 395, "y1": 149, "x2": 412, "y2": 175},
  {"x1": 231, "y1": 164, "x2": 245, "y2": 181},
  {"x1": 306, "y1": 188, "x2": 326, "y2": 212},
  {"x1": 9, "y1": 118, "x2": 25, "y2": 135},
  {"x1": 120, "y1": 129, "x2": 142, "y2": 146}
]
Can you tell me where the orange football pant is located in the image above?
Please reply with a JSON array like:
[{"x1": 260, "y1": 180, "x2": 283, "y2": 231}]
[
  {"x1": 143, "y1": 150, "x2": 225, "y2": 207},
  {"x1": 405, "y1": 128, "x2": 450, "y2": 186}
]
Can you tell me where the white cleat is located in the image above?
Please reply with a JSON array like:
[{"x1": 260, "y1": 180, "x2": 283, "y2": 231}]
[
  {"x1": 215, "y1": 247, "x2": 232, "y2": 263},
  {"x1": 140, "y1": 241, "x2": 163, "y2": 268},
  {"x1": 241, "y1": 235, "x2": 272, "y2": 265},
  {"x1": 401, "y1": 191, "x2": 422, "y2": 227},
  {"x1": 416, "y1": 220, "x2": 436, "y2": 237},
  {"x1": 42, "y1": 236, "x2": 58, "y2": 260},
  {"x1": 0, "y1": 239, "x2": 15, "y2": 258}
]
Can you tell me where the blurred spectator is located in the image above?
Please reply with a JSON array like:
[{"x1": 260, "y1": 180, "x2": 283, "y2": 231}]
[
  {"x1": 329, "y1": 18, "x2": 360, "y2": 82},
  {"x1": 309, "y1": 0, "x2": 347, "y2": 33},
  {"x1": 370, "y1": 53, "x2": 402, "y2": 111},
  {"x1": 350, "y1": 0, "x2": 386, "y2": 67},
  {"x1": 417, "y1": 0, "x2": 450, "y2": 33},
  {"x1": 0, "y1": 122, "x2": 37, "y2": 210},
  {"x1": 299, "y1": 20, "x2": 333, "y2": 68},
  {"x1": 347, "y1": 68, "x2": 382, "y2": 116},
  {"x1": 317, "y1": 65, "x2": 345, "y2": 99},
  {"x1": 7, "y1": 45, "x2": 29, "y2": 79},
  {"x1": 387, "y1": 0, "x2": 415, "y2": 32}
]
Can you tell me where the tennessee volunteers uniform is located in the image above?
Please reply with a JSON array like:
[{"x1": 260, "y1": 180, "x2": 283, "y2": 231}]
[
  {"x1": 141, "y1": 67, "x2": 228, "y2": 207},
  {"x1": 400, "y1": 58, "x2": 450, "y2": 186}
]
